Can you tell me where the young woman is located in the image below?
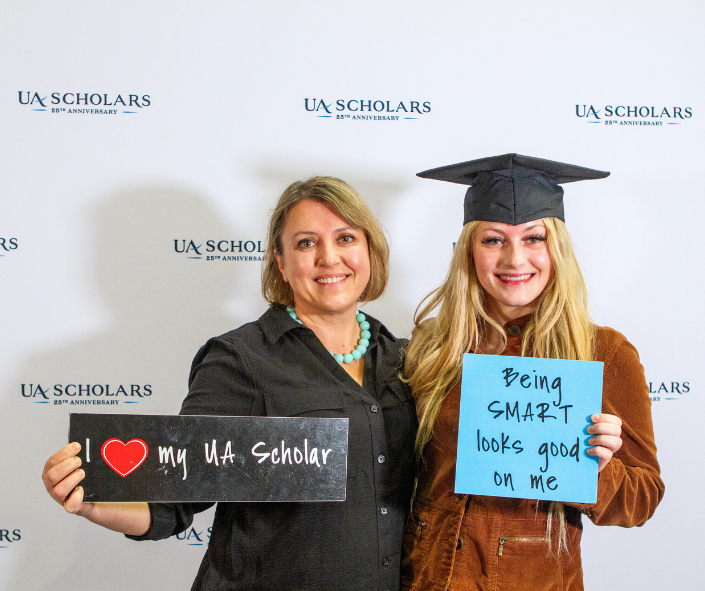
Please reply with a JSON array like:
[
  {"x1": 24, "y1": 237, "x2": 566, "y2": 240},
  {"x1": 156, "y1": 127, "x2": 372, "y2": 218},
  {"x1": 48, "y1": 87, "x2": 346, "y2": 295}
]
[
  {"x1": 43, "y1": 177, "x2": 416, "y2": 591},
  {"x1": 402, "y1": 154, "x2": 663, "y2": 591}
]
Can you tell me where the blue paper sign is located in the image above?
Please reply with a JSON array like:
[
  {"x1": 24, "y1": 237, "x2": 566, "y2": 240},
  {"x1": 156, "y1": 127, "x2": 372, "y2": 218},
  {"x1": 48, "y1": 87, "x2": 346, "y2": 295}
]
[{"x1": 455, "y1": 354, "x2": 603, "y2": 503}]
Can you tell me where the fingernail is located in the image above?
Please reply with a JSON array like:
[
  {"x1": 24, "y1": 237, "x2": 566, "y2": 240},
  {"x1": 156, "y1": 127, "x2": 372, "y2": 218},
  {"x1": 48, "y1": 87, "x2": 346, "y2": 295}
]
[{"x1": 71, "y1": 442, "x2": 81, "y2": 451}]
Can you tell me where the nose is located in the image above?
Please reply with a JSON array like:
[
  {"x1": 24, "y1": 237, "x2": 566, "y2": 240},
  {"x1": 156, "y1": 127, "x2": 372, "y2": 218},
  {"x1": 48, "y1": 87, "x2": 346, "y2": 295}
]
[
  {"x1": 504, "y1": 238, "x2": 526, "y2": 268},
  {"x1": 316, "y1": 238, "x2": 339, "y2": 267}
]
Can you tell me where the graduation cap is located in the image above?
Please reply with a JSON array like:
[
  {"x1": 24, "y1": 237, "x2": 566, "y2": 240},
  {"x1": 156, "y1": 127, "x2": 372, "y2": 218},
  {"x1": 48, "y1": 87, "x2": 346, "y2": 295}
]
[{"x1": 417, "y1": 153, "x2": 610, "y2": 225}]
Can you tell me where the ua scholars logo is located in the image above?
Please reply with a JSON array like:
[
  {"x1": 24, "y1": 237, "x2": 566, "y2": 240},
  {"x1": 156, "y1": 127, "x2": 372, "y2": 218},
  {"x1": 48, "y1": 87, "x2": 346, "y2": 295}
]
[
  {"x1": 0, "y1": 529, "x2": 21, "y2": 548},
  {"x1": 648, "y1": 380, "x2": 689, "y2": 402},
  {"x1": 0, "y1": 238, "x2": 18, "y2": 257},
  {"x1": 18, "y1": 91, "x2": 151, "y2": 114},
  {"x1": 176, "y1": 526, "x2": 212, "y2": 546},
  {"x1": 21, "y1": 383, "x2": 152, "y2": 405},
  {"x1": 174, "y1": 239, "x2": 265, "y2": 262},
  {"x1": 576, "y1": 104, "x2": 692, "y2": 126},
  {"x1": 305, "y1": 98, "x2": 431, "y2": 121}
]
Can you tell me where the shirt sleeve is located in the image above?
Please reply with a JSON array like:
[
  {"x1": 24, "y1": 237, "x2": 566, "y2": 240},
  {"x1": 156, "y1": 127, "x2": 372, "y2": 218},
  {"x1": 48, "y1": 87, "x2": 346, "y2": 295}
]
[
  {"x1": 567, "y1": 334, "x2": 664, "y2": 527},
  {"x1": 127, "y1": 336, "x2": 259, "y2": 541},
  {"x1": 181, "y1": 336, "x2": 260, "y2": 417}
]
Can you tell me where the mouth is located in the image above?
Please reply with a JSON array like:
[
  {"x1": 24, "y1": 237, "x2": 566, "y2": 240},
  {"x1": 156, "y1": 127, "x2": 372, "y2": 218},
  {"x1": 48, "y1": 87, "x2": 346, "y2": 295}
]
[
  {"x1": 496, "y1": 273, "x2": 534, "y2": 284},
  {"x1": 315, "y1": 275, "x2": 348, "y2": 285}
]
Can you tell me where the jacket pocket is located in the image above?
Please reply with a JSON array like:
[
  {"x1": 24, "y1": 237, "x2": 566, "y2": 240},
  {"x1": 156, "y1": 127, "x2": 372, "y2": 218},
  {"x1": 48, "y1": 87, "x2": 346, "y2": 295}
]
[
  {"x1": 495, "y1": 535, "x2": 563, "y2": 591},
  {"x1": 402, "y1": 503, "x2": 457, "y2": 590},
  {"x1": 264, "y1": 387, "x2": 345, "y2": 418}
]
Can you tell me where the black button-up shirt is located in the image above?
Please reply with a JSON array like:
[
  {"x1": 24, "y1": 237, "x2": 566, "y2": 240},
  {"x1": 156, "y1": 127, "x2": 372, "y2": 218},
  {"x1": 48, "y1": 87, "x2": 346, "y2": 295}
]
[{"x1": 130, "y1": 305, "x2": 417, "y2": 591}]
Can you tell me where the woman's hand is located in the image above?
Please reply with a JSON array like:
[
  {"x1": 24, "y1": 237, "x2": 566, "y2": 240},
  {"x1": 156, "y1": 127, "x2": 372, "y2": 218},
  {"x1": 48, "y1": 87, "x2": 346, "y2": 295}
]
[
  {"x1": 43, "y1": 442, "x2": 151, "y2": 535},
  {"x1": 42, "y1": 442, "x2": 95, "y2": 516},
  {"x1": 587, "y1": 413, "x2": 623, "y2": 472}
]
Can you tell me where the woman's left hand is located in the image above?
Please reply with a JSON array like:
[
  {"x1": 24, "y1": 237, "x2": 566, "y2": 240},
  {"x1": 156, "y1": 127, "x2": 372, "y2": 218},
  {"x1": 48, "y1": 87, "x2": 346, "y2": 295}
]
[{"x1": 587, "y1": 413, "x2": 623, "y2": 472}]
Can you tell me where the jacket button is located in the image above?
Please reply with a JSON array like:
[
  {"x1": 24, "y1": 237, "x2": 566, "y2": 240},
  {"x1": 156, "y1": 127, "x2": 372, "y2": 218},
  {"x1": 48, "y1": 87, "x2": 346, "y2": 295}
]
[
  {"x1": 371, "y1": 404, "x2": 378, "y2": 413},
  {"x1": 378, "y1": 455, "x2": 385, "y2": 464},
  {"x1": 456, "y1": 537, "x2": 464, "y2": 549},
  {"x1": 382, "y1": 557, "x2": 390, "y2": 566},
  {"x1": 380, "y1": 506, "x2": 388, "y2": 515},
  {"x1": 507, "y1": 324, "x2": 522, "y2": 337}
]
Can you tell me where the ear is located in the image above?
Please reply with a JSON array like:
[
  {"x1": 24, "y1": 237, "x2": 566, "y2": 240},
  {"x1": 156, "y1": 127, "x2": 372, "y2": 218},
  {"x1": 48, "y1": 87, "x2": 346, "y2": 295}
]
[{"x1": 274, "y1": 250, "x2": 289, "y2": 283}]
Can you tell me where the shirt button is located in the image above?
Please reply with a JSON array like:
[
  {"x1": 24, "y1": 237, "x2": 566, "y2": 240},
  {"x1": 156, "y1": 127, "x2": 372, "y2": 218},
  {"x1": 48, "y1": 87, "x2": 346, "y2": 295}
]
[
  {"x1": 507, "y1": 324, "x2": 522, "y2": 337},
  {"x1": 456, "y1": 537, "x2": 464, "y2": 549},
  {"x1": 382, "y1": 557, "x2": 390, "y2": 566},
  {"x1": 380, "y1": 506, "x2": 388, "y2": 515},
  {"x1": 377, "y1": 455, "x2": 385, "y2": 464},
  {"x1": 371, "y1": 404, "x2": 378, "y2": 413}
]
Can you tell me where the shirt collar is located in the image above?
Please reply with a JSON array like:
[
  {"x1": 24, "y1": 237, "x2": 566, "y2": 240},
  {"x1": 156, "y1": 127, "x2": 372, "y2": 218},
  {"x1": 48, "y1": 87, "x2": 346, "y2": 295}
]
[
  {"x1": 502, "y1": 313, "x2": 532, "y2": 331},
  {"x1": 501, "y1": 313, "x2": 533, "y2": 341},
  {"x1": 259, "y1": 304, "x2": 392, "y2": 346}
]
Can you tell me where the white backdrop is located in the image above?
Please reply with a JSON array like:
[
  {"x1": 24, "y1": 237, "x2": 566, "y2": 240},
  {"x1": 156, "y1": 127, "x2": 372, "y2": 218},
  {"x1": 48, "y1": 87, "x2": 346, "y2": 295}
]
[{"x1": 1, "y1": 1, "x2": 702, "y2": 589}]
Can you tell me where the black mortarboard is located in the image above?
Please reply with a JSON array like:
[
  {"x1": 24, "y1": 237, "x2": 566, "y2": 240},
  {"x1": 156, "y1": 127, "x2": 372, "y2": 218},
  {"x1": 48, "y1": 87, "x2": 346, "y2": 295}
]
[{"x1": 417, "y1": 153, "x2": 610, "y2": 225}]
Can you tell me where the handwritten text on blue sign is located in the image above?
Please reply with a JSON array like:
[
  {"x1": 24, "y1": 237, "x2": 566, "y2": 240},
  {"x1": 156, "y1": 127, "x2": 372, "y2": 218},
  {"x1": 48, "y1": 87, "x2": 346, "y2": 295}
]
[{"x1": 455, "y1": 354, "x2": 603, "y2": 503}]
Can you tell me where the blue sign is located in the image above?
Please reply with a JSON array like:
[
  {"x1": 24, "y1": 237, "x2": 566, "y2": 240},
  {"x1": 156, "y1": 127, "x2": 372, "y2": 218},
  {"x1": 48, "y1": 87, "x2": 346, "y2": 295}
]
[{"x1": 455, "y1": 354, "x2": 603, "y2": 503}]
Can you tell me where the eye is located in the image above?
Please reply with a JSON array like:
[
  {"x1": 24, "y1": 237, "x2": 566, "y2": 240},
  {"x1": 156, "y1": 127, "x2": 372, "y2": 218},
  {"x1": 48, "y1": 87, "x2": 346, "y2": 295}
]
[
  {"x1": 339, "y1": 234, "x2": 356, "y2": 244},
  {"x1": 480, "y1": 236, "x2": 503, "y2": 245},
  {"x1": 525, "y1": 235, "x2": 547, "y2": 244},
  {"x1": 297, "y1": 238, "x2": 315, "y2": 249}
]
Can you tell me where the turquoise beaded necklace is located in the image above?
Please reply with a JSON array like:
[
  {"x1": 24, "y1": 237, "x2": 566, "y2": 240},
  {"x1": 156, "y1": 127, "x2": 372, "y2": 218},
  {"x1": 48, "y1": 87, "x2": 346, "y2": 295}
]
[{"x1": 285, "y1": 306, "x2": 371, "y2": 364}]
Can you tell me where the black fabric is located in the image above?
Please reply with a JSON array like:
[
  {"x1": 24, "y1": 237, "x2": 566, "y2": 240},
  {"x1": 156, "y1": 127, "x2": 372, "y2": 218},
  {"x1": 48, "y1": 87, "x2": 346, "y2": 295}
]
[
  {"x1": 416, "y1": 153, "x2": 610, "y2": 225},
  {"x1": 128, "y1": 304, "x2": 417, "y2": 591}
]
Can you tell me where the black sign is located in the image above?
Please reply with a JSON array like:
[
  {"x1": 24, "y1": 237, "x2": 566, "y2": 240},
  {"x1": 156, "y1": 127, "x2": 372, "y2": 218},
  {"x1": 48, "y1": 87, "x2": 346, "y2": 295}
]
[{"x1": 69, "y1": 414, "x2": 348, "y2": 502}]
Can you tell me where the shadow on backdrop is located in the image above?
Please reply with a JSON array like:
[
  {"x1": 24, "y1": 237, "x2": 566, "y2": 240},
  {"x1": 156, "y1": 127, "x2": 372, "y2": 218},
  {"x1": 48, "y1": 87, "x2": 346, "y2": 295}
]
[{"x1": 5, "y1": 186, "x2": 252, "y2": 591}]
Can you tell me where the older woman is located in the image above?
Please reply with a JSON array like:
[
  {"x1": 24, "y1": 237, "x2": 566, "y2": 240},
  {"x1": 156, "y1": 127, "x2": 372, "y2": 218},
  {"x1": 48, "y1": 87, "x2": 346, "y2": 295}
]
[
  {"x1": 402, "y1": 154, "x2": 663, "y2": 591},
  {"x1": 43, "y1": 177, "x2": 417, "y2": 591}
]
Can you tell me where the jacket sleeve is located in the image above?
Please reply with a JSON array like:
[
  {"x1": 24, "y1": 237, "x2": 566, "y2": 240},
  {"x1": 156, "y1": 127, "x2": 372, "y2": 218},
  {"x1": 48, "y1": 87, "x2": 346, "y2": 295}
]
[
  {"x1": 568, "y1": 330, "x2": 664, "y2": 527},
  {"x1": 127, "y1": 337, "x2": 259, "y2": 541}
]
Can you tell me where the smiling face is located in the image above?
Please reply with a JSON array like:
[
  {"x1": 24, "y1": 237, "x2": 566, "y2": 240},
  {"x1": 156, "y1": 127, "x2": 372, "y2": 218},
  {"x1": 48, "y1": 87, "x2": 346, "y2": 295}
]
[
  {"x1": 472, "y1": 219, "x2": 552, "y2": 323},
  {"x1": 274, "y1": 200, "x2": 371, "y2": 319}
]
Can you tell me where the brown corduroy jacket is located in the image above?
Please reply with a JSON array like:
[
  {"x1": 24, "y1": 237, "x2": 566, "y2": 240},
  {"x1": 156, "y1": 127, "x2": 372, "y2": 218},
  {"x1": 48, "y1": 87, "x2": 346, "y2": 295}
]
[{"x1": 401, "y1": 319, "x2": 664, "y2": 591}]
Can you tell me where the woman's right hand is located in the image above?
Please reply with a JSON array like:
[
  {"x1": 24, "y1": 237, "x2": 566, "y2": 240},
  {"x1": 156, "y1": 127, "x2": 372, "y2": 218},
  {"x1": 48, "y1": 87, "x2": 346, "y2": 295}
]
[
  {"x1": 42, "y1": 442, "x2": 95, "y2": 517},
  {"x1": 42, "y1": 443, "x2": 151, "y2": 535}
]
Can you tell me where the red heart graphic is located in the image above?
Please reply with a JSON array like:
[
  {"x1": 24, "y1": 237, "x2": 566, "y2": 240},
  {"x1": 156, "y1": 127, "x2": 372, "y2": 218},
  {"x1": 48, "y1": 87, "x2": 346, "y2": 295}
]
[{"x1": 101, "y1": 438, "x2": 149, "y2": 478}]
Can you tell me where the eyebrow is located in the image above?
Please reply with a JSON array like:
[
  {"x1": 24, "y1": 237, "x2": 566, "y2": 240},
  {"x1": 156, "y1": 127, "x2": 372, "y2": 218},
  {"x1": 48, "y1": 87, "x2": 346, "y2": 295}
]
[
  {"x1": 480, "y1": 223, "x2": 545, "y2": 234},
  {"x1": 291, "y1": 227, "x2": 356, "y2": 238}
]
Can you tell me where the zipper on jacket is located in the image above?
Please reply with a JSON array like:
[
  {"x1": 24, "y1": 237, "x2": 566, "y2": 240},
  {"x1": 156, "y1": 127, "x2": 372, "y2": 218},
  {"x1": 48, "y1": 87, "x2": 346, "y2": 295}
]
[
  {"x1": 497, "y1": 536, "x2": 550, "y2": 556},
  {"x1": 416, "y1": 520, "x2": 427, "y2": 540}
]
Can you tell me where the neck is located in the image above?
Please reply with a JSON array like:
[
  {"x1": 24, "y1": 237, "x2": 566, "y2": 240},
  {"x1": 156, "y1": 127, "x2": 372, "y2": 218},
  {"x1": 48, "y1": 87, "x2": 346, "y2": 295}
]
[
  {"x1": 487, "y1": 301, "x2": 533, "y2": 326},
  {"x1": 294, "y1": 307, "x2": 361, "y2": 354}
]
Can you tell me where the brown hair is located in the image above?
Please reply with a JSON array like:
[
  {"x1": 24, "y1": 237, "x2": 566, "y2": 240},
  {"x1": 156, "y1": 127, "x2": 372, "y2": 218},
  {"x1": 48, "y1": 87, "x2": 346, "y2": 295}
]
[{"x1": 262, "y1": 176, "x2": 389, "y2": 307}]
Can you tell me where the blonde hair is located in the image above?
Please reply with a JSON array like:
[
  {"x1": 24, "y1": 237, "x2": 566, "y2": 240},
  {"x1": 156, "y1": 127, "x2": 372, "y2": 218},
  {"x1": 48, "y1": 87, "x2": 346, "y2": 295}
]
[
  {"x1": 404, "y1": 217, "x2": 594, "y2": 554},
  {"x1": 262, "y1": 176, "x2": 389, "y2": 307}
]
